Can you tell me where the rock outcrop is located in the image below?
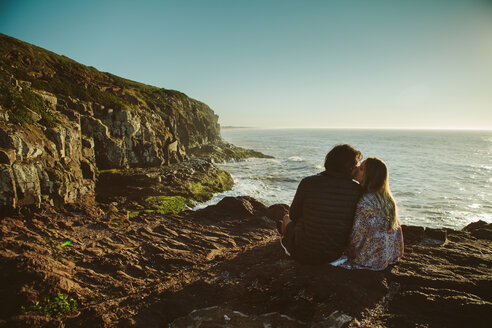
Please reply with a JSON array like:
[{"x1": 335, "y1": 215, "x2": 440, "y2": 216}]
[
  {"x1": 0, "y1": 118, "x2": 96, "y2": 211},
  {"x1": 188, "y1": 141, "x2": 274, "y2": 163},
  {"x1": 96, "y1": 158, "x2": 234, "y2": 214},
  {"x1": 0, "y1": 33, "x2": 269, "y2": 212},
  {"x1": 0, "y1": 198, "x2": 490, "y2": 327}
]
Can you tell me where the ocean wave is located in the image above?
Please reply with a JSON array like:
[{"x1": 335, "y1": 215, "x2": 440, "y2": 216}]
[
  {"x1": 288, "y1": 156, "x2": 304, "y2": 162},
  {"x1": 265, "y1": 175, "x2": 299, "y2": 183},
  {"x1": 394, "y1": 191, "x2": 421, "y2": 197}
]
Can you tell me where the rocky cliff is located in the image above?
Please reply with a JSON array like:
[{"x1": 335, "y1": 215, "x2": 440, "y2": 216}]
[
  {"x1": 0, "y1": 33, "x2": 268, "y2": 213},
  {"x1": 0, "y1": 198, "x2": 490, "y2": 327}
]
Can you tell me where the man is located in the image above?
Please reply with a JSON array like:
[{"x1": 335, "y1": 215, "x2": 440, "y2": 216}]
[{"x1": 281, "y1": 144, "x2": 363, "y2": 264}]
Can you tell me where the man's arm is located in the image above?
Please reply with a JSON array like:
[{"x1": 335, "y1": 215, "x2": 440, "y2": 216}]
[{"x1": 289, "y1": 179, "x2": 306, "y2": 223}]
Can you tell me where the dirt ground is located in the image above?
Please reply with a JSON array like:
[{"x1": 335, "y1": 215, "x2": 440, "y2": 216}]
[{"x1": 1, "y1": 197, "x2": 491, "y2": 327}]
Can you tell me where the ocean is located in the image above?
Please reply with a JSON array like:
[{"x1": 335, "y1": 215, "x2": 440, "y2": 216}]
[{"x1": 196, "y1": 128, "x2": 492, "y2": 230}]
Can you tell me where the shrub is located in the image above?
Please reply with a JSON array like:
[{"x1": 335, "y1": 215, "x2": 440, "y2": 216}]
[
  {"x1": 21, "y1": 293, "x2": 78, "y2": 318},
  {"x1": 0, "y1": 68, "x2": 58, "y2": 128}
]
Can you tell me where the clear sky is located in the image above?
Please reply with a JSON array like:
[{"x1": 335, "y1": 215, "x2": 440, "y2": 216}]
[{"x1": 1, "y1": 0, "x2": 491, "y2": 129}]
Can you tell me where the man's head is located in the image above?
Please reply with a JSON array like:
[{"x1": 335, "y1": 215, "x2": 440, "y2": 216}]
[{"x1": 324, "y1": 144, "x2": 362, "y2": 179}]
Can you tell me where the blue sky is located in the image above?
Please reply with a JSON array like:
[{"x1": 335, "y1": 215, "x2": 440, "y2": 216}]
[{"x1": 1, "y1": 0, "x2": 491, "y2": 128}]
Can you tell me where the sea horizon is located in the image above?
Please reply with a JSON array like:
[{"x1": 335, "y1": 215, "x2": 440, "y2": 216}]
[
  {"x1": 200, "y1": 128, "x2": 492, "y2": 230},
  {"x1": 221, "y1": 126, "x2": 492, "y2": 131}
]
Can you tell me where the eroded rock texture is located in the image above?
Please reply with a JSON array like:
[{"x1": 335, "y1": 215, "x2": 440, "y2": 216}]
[
  {"x1": 0, "y1": 118, "x2": 96, "y2": 211},
  {"x1": 0, "y1": 198, "x2": 490, "y2": 327}
]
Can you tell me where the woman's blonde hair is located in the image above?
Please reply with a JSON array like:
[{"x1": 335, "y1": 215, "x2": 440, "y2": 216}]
[{"x1": 361, "y1": 157, "x2": 399, "y2": 231}]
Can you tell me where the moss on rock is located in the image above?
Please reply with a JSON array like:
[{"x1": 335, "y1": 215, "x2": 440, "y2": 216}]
[
  {"x1": 185, "y1": 170, "x2": 234, "y2": 202},
  {"x1": 96, "y1": 159, "x2": 235, "y2": 215},
  {"x1": 142, "y1": 196, "x2": 190, "y2": 214},
  {"x1": 141, "y1": 169, "x2": 233, "y2": 214}
]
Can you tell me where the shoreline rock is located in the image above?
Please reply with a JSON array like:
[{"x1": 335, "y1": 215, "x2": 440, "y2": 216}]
[
  {"x1": 188, "y1": 141, "x2": 273, "y2": 163},
  {"x1": 96, "y1": 157, "x2": 234, "y2": 215},
  {"x1": 0, "y1": 197, "x2": 490, "y2": 327}
]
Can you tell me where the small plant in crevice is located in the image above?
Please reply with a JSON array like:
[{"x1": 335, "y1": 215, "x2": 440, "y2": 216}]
[
  {"x1": 20, "y1": 293, "x2": 78, "y2": 318},
  {"x1": 41, "y1": 231, "x2": 70, "y2": 262}
]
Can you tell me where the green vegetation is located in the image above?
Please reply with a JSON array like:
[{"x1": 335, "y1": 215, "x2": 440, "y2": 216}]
[
  {"x1": 21, "y1": 293, "x2": 78, "y2": 318},
  {"x1": 0, "y1": 33, "x2": 214, "y2": 121},
  {"x1": 0, "y1": 68, "x2": 58, "y2": 128},
  {"x1": 0, "y1": 32, "x2": 218, "y2": 142},
  {"x1": 186, "y1": 170, "x2": 233, "y2": 202},
  {"x1": 143, "y1": 195, "x2": 191, "y2": 214},
  {"x1": 187, "y1": 182, "x2": 212, "y2": 202},
  {"x1": 0, "y1": 37, "x2": 130, "y2": 112},
  {"x1": 129, "y1": 210, "x2": 141, "y2": 218},
  {"x1": 137, "y1": 170, "x2": 233, "y2": 214}
]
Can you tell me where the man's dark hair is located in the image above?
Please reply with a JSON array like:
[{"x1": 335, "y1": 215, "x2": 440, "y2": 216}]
[{"x1": 324, "y1": 144, "x2": 362, "y2": 179}]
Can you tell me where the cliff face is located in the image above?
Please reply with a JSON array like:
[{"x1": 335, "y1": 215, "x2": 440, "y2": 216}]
[{"x1": 0, "y1": 33, "x2": 222, "y2": 210}]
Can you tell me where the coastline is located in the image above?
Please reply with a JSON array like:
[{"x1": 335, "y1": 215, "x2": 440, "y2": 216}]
[{"x1": 1, "y1": 33, "x2": 491, "y2": 327}]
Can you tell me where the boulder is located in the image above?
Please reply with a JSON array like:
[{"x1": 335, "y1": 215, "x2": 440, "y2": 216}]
[{"x1": 462, "y1": 220, "x2": 492, "y2": 240}]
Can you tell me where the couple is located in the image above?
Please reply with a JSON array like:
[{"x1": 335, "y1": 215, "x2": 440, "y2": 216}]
[{"x1": 280, "y1": 144, "x2": 403, "y2": 271}]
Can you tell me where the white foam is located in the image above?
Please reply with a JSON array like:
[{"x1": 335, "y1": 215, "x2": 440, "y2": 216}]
[{"x1": 288, "y1": 156, "x2": 304, "y2": 162}]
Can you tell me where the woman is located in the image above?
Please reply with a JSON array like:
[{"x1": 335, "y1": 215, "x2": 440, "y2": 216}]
[{"x1": 341, "y1": 157, "x2": 404, "y2": 271}]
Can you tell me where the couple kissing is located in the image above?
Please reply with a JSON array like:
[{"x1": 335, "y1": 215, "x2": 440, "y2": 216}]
[{"x1": 279, "y1": 144, "x2": 403, "y2": 271}]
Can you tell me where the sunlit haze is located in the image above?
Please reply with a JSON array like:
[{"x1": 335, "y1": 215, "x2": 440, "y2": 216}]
[{"x1": 1, "y1": 0, "x2": 491, "y2": 129}]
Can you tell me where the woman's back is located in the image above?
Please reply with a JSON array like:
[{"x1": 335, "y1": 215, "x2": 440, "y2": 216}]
[{"x1": 346, "y1": 192, "x2": 404, "y2": 270}]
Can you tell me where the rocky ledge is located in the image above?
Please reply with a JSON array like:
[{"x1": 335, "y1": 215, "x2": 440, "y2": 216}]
[
  {"x1": 0, "y1": 197, "x2": 490, "y2": 327},
  {"x1": 188, "y1": 141, "x2": 274, "y2": 163},
  {"x1": 0, "y1": 33, "x2": 271, "y2": 212},
  {"x1": 96, "y1": 158, "x2": 234, "y2": 215}
]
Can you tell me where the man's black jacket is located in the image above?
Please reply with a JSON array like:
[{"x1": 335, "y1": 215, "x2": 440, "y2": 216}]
[{"x1": 289, "y1": 170, "x2": 362, "y2": 264}]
